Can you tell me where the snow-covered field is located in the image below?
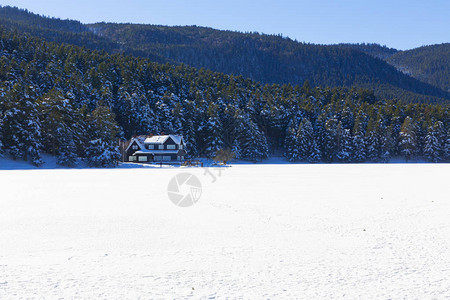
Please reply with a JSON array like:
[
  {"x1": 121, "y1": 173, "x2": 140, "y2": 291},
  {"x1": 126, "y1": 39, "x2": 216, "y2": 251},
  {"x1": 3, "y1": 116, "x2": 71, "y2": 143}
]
[{"x1": 0, "y1": 163, "x2": 449, "y2": 299}]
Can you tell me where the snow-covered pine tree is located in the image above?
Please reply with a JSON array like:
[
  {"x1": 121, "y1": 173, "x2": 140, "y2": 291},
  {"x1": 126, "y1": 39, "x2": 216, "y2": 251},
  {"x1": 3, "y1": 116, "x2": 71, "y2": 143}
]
[
  {"x1": 379, "y1": 124, "x2": 392, "y2": 163},
  {"x1": 415, "y1": 119, "x2": 428, "y2": 158},
  {"x1": 365, "y1": 120, "x2": 379, "y2": 162},
  {"x1": 314, "y1": 114, "x2": 328, "y2": 162},
  {"x1": 241, "y1": 121, "x2": 269, "y2": 162},
  {"x1": 0, "y1": 89, "x2": 4, "y2": 157},
  {"x1": 389, "y1": 116, "x2": 402, "y2": 157},
  {"x1": 139, "y1": 103, "x2": 159, "y2": 135},
  {"x1": 1, "y1": 84, "x2": 43, "y2": 166},
  {"x1": 399, "y1": 116, "x2": 417, "y2": 162},
  {"x1": 374, "y1": 116, "x2": 392, "y2": 163},
  {"x1": 85, "y1": 104, "x2": 121, "y2": 168},
  {"x1": 156, "y1": 92, "x2": 176, "y2": 134},
  {"x1": 0, "y1": 113, "x2": 4, "y2": 157},
  {"x1": 444, "y1": 128, "x2": 450, "y2": 162},
  {"x1": 297, "y1": 118, "x2": 320, "y2": 162},
  {"x1": 57, "y1": 132, "x2": 78, "y2": 167},
  {"x1": 199, "y1": 102, "x2": 224, "y2": 158},
  {"x1": 181, "y1": 118, "x2": 198, "y2": 158},
  {"x1": 203, "y1": 116, "x2": 223, "y2": 158},
  {"x1": 235, "y1": 114, "x2": 269, "y2": 162},
  {"x1": 284, "y1": 118, "x2": 299, "y2": 161},
  {"x1": 323, "y1": 118, "x2": 339, "y2": 162},
  {"x1": 337, "y1": 127, "x2": 353, "y2": 162},
  {"x1": 424, "y1": 121, "x2": 444, "y2": 162},
  {"x1": 352, "y1": 115, "x2": 366, "y2": 162},
  {"x1": 231, "y1": 139, "x2": 241, "y2": 160}
]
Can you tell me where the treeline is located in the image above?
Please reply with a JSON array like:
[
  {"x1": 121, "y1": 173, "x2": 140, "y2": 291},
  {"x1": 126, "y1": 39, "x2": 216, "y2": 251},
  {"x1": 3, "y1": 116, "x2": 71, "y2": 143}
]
[
  {"x1": 0, "y1": 6, "x2": 448, "y2": 104},
  {"x1": 0, "y1": 27, "x2": 449, "y2": 167}
]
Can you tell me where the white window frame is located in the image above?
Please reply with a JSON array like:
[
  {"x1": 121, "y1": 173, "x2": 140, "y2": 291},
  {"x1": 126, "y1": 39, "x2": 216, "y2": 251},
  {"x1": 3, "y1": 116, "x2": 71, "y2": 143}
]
[
  {"x1": 158, "y1": 145, "x2": 164, "y2": 150},
  {"x1": 167, "y1": 145, "x2": 176, "y2": 150},
  {"x1": 129, "y1": 156, "x2": 136, "y2": 161},
  {"x1": 138, "y1": 156, "x2": 147, "y2": 162},
  {"x1": 148, "y1": 144, "x2": 154, "y2": 150},
  {"x1": 132, "y1": 145, "x2": 138, "y2": 150},
  {"x1": 179, "y1": 145, "x2": 183, "y2": 150},
  {"x1": 162, "y1": 156, "x2": 172, "y2": 161},
  {"x1": 154, "y1": 156, "x2": 162, "y2": 161}
]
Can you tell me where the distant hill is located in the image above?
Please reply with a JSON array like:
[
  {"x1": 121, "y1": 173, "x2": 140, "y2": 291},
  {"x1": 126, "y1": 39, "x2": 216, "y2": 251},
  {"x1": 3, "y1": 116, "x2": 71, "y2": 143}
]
[
  {"x1": 0, "y1": 5, "x2": 449, "y2": 104},
  {"x1": 386, "y1": 44, "x2": 450, "y2": 93},
  {"x1": 336, "y1": 43, "x2": 398, "y2": 60}
]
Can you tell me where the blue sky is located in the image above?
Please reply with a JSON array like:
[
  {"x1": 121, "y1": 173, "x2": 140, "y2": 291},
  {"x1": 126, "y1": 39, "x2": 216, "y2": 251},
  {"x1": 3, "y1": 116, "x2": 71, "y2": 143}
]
[{"x1": 1, "y1": 0, "x2": 449, "y2": 50}]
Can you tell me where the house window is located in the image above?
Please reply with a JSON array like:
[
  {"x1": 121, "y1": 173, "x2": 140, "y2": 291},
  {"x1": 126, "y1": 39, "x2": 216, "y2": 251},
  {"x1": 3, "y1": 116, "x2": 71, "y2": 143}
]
[
  {"x1": 129, "y1": 156, "x2": 136, "y2": 161},
  {"x1": 132, "y1": 145, "x2": 138, "y2": 150},
  {"x1": 167, "y1": 145, "x2": 176, "y2": 150},
  {"x1": 158, "y1": 145, "x2": 164, "y2": 150},
  {"x1": 148, "y1": 144, "x2": 154, "y2": 150},
  {"x1": 154, "y1": 156, "x2": 162, "y2": 161},
  {"x1": 138, "y1": 156, "x2": 147, "y2": 162},
  {"x1": 177, "y1": 156, "x2": 184, "y2": 161},
  {"x1": 179, "y1": 145, "x2": 183, "y2": 150},
  {"x1": 162, "y1": 156, "x2": 172, "y2": 161}
]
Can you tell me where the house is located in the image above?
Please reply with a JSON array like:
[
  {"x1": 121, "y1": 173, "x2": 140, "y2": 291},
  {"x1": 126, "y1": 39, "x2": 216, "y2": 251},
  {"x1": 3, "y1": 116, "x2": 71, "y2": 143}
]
[{"x1": 125, "y1": 135, "x2": 187, "y2": 163}]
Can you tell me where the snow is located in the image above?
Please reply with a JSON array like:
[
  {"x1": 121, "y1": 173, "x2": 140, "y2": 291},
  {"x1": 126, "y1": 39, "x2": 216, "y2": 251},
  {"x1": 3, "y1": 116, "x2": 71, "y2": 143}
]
[
  {"x1": 125, "y1": 136, "x2": 147, "y2": 151},
  {"x1": 0, "y1": 163, "x2": 449, "y2": 298},
  {"x1": 145, "y1": 135, "x2": 183, "y2": 145}
]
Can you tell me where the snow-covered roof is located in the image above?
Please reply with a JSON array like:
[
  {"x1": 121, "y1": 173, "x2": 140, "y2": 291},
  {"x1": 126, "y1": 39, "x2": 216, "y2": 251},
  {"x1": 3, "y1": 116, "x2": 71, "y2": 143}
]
[
  {"x1": 144, "y1": 135, "x2": 183, "y2": 145},
  {"x1": 125, "y1": 136, "x2": 147, "y2": 152}
]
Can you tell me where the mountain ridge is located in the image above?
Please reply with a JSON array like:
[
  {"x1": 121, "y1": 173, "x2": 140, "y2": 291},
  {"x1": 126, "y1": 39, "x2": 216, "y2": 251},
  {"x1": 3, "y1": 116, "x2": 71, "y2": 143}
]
[{"x1": 0, "y1": 5, "x2": 448, "y2": 104}]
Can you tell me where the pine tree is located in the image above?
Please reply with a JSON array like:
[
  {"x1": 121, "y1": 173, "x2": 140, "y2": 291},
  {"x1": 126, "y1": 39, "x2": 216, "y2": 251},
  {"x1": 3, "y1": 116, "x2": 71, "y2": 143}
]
[
  {"x1": 181, "y1": 118, "x2": 198, "y2": 158},
  {"x1": 444, "y1": 129, "x2": 450, "y2": 162},
  {"x1": 231, "y1": 139, "x2": 241, "y2": 160},
  {"x1": 365, "y1": 120, "x2": 379, "y2": 162},
  {"x1": 379, "y1": 125, "x2": 392, "y2": 163},
  {"x1": 84, "y1": 104, "x2": 121, "y2": 167},
  {"x1": 323, "y1": 118, "x2": 339, "y2": 162},
  {"x1": 352, "y1": 116, "x2": 366, "y2": 162},
  {"x1": 57, "y1": 132, "x2": 78, "y2": 167},
  {"x1": 284, "y1": 119, "x2": 299, "y2": 161},
  {"x1": 1, "y1": 84, "x2": 43, "y2": 166},
  {"x1": 399, "y1": 116, "x2": 417, "y2": 162},
  {"x1": 297, "y1": 118, "x2": 320, "y2": 162},
  {"x1": 366, "y1": 116, "x2": 391, "y2": 162},
  {"x1": 0, "y1": 114, "x2": 4, "y2": 157},
  {"x1": 237, "y1": 116, "x2": 269, "y2": 162},
  {"x1": 337, "y1": 128, "x2": 353, "y2": 162},
  {"x1": 203, "y1": 116, "x2": 224, "y2": 158},
  {"x1": 424, "y1": 121, "x2": 444, "y2": 162}
]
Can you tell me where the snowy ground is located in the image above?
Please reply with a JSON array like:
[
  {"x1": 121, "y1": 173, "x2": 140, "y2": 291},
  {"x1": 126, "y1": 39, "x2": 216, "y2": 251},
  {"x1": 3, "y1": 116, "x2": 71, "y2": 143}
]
[{"x1": 0, "y1": 163, "x2": 449, "y2": 299}]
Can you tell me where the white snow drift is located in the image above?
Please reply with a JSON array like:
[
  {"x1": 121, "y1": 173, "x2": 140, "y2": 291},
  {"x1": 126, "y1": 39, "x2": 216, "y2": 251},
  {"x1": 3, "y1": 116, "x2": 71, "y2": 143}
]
[{"x1": 0, "y1": 163, "x2": 449, "y2": 299}]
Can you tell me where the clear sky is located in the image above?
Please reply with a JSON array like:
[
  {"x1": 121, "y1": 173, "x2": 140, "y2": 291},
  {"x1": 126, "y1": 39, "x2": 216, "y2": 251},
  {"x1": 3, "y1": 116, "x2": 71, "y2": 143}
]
[{"x1": 1, "y1": 0, "x2": 449, "y2": 50}]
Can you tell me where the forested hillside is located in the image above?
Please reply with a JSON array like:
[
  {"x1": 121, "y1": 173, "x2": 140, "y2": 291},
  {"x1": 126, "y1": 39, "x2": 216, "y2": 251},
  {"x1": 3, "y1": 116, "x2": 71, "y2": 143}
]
[
  {"x1": 0, "y1": 26, "x2": 449, "y2": 167},
  {"x1": 386, "y1": 44, "x2": 450, "y2": 93},
  {"x1": 85, "y1": 23, "x2": 449, "y2": 103},
  {"x1": 337, "y1": 43, "x2": 398, "y2": 60},
  {"x1": 0, "y1": 6, "x2": 448, "y2": 104}
]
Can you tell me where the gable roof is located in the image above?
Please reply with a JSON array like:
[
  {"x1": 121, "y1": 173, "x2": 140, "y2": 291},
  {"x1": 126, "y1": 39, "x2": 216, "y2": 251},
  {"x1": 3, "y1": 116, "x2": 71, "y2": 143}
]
[
  {"x1": 125, "y1": 136, "x2": 147, "y2": 152},
  {"x1": 144, "y1": 135, "x2": 183, "y2": 145}
]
